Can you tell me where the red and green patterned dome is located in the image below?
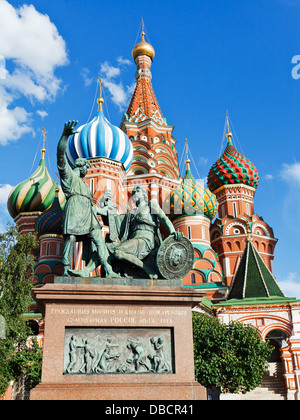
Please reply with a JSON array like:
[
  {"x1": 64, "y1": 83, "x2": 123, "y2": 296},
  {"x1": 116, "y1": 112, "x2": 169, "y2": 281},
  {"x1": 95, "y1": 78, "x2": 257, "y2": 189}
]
[{"x1": 207, "y1": 132, "x2": 259, "y2": 192}]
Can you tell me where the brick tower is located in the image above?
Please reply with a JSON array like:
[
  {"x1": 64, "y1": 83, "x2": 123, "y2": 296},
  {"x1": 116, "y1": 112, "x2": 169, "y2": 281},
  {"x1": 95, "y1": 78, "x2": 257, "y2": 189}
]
[
  {"x1": 121, "y1": 31, "x2": 181, "y2": 209},
  {"x1": 207, "y1": 121, "x2": 277, "y2": 288}
]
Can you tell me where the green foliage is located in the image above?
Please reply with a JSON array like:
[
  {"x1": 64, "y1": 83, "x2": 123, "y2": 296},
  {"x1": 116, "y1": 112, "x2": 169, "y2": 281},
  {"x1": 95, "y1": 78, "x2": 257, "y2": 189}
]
[
  {"x1": 0, "y1": 223, "x2": 42, "y2": 397},
  {"x1": 193, "y1": 312, "x2": 272, "y2": 394},
  {"x1": 11, "y1": 337, "x2": 43, "y2": 390}
]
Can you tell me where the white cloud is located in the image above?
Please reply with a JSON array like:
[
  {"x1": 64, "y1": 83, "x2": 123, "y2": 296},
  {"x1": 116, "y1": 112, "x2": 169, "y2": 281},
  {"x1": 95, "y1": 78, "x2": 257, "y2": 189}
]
[
  {"x1": 0, "y1": 0, "x2": 68, "y2": 145},
  {"x1": 277, "y1": 272, "x2": 300, "y2": 299},
  {"x1": 102, "y1": 79, "x2": 128, "y2": 109},
  {"x1": 0, "y1": 184, "x2": 13, "y2": 232},
  {"x1": 36, "y1": 110, "x2": 48, "y2": 119},
  {"x1": 0, "y1": 92, "x2": 33, "y2": 145},
  {"x1": 80, "y1": 67, "x2": 94, "y2": 87},
  {"x1": 265, "y1": 174, "x2": 273, "y2": 180},
  {"x1": 281, "y1": 162, "x2": 300, "y2": 185},
  {"x1": 198, "y1": 156, "x2": 208, "y2": 166},
  {"x1": 0, "y1": 184, "x2": 13, "y2": 204},
  {"x1": 117, "y1": 56, "x2": 132, "y2": 67},
  {"x1": 0, "y1": 1, "x2": 68, "y2": 77},
  {"x1": 4, "y1": 69, "x2": 47, "y2": 102},
  {"x1": 100, "y1": 60, "x2": 134, "y2": 111},
  {"x1": 100, "y1": 61, "x2": 121, "y2": 79}
]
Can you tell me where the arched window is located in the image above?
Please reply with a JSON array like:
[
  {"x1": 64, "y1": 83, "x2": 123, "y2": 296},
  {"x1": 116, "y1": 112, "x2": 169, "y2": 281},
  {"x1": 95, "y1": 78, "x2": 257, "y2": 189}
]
[{"x1": 191, "y1": 273, "x2": 196, "y2": 284}]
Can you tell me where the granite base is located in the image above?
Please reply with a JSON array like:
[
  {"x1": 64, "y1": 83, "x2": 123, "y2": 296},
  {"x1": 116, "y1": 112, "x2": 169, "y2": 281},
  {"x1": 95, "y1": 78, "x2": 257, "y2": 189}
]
[{"x1": 30, "y1": 278, "x2": 206, "y2": 401}]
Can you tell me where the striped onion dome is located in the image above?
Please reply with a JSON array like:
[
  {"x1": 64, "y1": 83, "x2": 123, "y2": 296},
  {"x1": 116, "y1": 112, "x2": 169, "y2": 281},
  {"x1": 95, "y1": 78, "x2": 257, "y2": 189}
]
[
  {"x1": 167, "y1": 159, "x2": 218, "y2": 221},
  {"x1": 7, "y1": 148, "x2": 65, "y2": 219},
  {"x1": 207, "y1": 132, "x2": 259, "y2": 192},
  {"x1": 35, "y1": 187, "x2": 63, "y2": 235},
  {"x1": 65, "y1": 110, "x2": 133, "y2": 171}
]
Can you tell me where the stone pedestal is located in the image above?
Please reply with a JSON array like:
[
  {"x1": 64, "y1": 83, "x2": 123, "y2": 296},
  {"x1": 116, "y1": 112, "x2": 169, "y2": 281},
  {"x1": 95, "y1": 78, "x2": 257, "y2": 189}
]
[{"x1": 30, "y1": 278, "x2": 206, "y2": 400}]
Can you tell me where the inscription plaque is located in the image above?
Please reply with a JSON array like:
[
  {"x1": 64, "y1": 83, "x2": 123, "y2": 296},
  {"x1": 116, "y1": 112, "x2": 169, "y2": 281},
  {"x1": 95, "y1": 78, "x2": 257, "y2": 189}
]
[{"x1": 63, "y1": 327, "x2": 174, "y2": 375}]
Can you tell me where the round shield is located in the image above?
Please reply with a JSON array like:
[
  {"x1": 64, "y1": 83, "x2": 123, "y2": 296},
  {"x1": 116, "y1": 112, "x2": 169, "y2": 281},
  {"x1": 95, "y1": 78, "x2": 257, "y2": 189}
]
[{"x1": 156, "y1": 235, "x2": 194, "y2": 280}]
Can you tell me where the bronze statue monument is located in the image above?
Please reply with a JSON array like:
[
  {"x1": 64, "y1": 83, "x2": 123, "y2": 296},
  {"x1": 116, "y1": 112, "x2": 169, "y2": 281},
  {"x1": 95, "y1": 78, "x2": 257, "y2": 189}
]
[{"x1": 57, "y1": 120, "x2": 194, "y2": 280}]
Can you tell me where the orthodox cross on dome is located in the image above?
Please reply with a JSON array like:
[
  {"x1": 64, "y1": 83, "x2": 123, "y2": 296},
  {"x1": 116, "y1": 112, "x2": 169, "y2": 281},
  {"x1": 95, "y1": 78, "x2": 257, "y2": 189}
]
[
  {"x1": 41, "y1": 127, "x2": 47, "y2": 158},
  {"x1": 182, "y1": 138, "x2": 196, "y2": 183},
  {"x1": 54, "y1": 172, "x2": 60, "y2": 197},
  {"x1": 226, "y1": 110, "x2": 233, "y2": 143},
  {"x1": 185, "y1": 138, "x2": 190, "y2": 167},
  {"x1": 97, "y1": 77, "x2": 104, "y2": 112},
  {"x1": 141, "y1": 16, "x2": 145, "y2": 34}
]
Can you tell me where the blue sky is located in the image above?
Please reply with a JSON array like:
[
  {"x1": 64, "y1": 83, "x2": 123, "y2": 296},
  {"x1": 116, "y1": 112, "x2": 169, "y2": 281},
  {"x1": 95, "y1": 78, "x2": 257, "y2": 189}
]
[{"x1": 0, "y1": 0, "x2": 300, "y2": 297}]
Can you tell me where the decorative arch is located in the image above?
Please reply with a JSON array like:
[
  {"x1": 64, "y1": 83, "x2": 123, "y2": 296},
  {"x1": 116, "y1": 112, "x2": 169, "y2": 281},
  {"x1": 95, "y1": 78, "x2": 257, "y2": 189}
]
[
  {"x1": 252, "y1": 223, "x2": 271, "y2": 237},
  {"x1": 261, "y1": 323, "x2": 293, "y2": 339},
  {"x1": 35, "y1": 263, "x2": 51, "y2": 274},
  {"x1": 194, "y1": 258, "x2": 214, "y2": 270},
  {"x1": 208, "y1": 271, "x2": 223, "y2": 283},
  {"x1": 225, "y1": 221, "x2": 247, "y2": 235}
]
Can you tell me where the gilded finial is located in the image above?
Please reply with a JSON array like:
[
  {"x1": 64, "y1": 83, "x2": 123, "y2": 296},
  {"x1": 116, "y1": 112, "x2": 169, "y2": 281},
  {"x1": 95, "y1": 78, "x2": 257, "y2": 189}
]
[
  {"x1": 55, "y1": 172, "x2": 60, "y2": 196},
  {"x1": 185, "y1": 138, "x2": 191, "y2": 170},
  {"x1": 141, "y1": 17, "x2": 145, "y2": 37},
  {"x1": 97, "y1": 77, "x2": 104, "y2": 111},
  {"x1": 132, "y1": 20, "x2": 155, "y2": 61},
  {"x1": 246, "y1": 221, "x2": 253, "y2": 242},
  {"x1": 41, "y1": 128, "x2": 47, "y2": 158},
  {"x1": 226, "y1": 110, "x2": 233, "y2": 143}
]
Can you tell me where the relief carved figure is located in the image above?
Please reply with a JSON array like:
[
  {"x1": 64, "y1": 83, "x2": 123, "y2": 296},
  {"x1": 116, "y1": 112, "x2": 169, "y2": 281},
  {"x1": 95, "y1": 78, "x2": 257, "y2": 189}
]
[
  {"x1": 126, "y1": 338, "x2": 151, "y2": 372},
  {"x1": 64, "y1": 328, "x2": 173, "y2": 375},
  {"x1": 148, "y1": 336, "x2": 171, "y2": 373},
  {"x1": 92, "y1": 337, "x2": 120, "y2": 373}
]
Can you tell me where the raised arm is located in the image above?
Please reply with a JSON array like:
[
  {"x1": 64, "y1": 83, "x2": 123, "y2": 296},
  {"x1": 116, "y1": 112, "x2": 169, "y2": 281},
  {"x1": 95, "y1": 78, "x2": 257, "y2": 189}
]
[{"x1": 57, "y1": 120, "x2": 78, "y2": 171}]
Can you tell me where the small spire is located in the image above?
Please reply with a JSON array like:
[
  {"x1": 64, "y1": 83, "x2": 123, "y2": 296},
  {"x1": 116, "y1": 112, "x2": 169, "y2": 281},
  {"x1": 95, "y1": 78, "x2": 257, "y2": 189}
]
[
  {"x1": 185, "y1": 138, "x2": 191, "y2": 170},
  {"x1": 226, "y1": 110, "x2": 233, "y2": 143},
  {"x1": 183, "y1": 138, "x2": 195, "y2": 183},
  {"x1": 41, "y1": 128, "x2": 47, "y2": 158},
  {"x1": 97, "y1": 77, "x2": 104, "y2": 112},
  {"x1": 55, "y1": 172, "x2": 60, "y2": 197},
  {"x1": 245, "y1": 221, "x2": 253, "y2": 242},
  {"x1": 141, "y1": 17, "x2": 145, "y2": 39}
]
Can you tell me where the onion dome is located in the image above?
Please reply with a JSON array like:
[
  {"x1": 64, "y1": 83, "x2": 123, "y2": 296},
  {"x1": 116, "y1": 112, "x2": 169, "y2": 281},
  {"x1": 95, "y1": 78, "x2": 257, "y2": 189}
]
[
  {"x1": 132, "y1": 31, "x2": 155, "y2": 62},
  {"x1": 35, "y1": 186, "x2": 63, "y2": 235},
  {"x1": 7, "y1": 146, "x2": 65, "y2": 219},
  {"x1": 65, "y1": 88, "x2": 133, "y2": 171},
  {"x1": 207, "y1": 132, "x2": 259, "y2": 192},
  {"x1": 168, "y1": 156, "x2": 218, "y2": 221}
]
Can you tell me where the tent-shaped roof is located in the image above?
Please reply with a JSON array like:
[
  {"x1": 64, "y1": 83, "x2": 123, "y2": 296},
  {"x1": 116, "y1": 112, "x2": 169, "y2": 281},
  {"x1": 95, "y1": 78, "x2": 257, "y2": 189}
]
[{"x1": 227, "y1": 237, "x2": 285, "y2": 300}]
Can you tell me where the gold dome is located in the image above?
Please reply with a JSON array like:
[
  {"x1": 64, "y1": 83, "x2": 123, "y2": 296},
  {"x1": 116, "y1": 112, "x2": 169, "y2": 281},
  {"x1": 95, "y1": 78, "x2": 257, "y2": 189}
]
[{"x1": 132, "y1": 31, "x2": 155, "y2": 61}]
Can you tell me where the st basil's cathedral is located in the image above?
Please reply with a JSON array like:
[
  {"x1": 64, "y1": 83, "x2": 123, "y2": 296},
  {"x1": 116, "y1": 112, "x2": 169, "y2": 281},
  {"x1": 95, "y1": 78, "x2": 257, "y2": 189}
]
[{"x1": 6, "y1": 32, "x2": 300, "y2": 400}]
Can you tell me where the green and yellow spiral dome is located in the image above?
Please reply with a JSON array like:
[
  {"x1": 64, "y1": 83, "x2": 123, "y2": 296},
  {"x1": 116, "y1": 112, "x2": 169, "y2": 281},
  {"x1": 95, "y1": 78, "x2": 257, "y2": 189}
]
[
  {"x1": 7, "y1": 147, "x2": 65, "y2": 218},
  {"x1": 167, "y1": 159, "x2": 218, "y2": 221}
]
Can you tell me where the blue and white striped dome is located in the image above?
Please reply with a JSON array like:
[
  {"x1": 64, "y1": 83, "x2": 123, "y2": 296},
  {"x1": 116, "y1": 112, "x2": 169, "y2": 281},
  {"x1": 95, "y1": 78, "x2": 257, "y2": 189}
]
[{"x1": 65, "y1": 110, "x2": 133, "y2": 171}]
